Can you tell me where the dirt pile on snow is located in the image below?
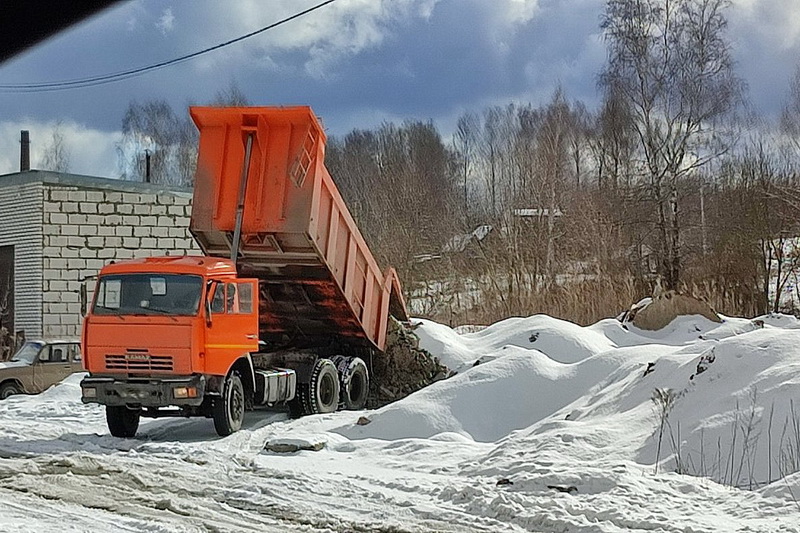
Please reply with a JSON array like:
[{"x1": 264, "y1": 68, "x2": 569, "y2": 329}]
[
  {"x1": 369, "y1": 317, "x2": 449, "y2": 408},
  {"x1": 624, "y1": 291, "x2": 721, "y2": 331}
]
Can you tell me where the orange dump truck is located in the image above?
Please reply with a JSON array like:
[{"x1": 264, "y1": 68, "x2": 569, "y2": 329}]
[{"x1": 81, "y1": 107, "x2": 408, "y2": 437}]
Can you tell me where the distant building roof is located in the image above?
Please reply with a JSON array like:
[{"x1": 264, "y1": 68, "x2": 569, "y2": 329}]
[
  {"x1": 0, "y1": 169, "x2": 191, "y2": 195},
  {"x1": 441, "y1": 224, "x2": 492, "y2": 254},
  {"x1": 513, "y1": 208, "x2": 564, "y2": 218}
]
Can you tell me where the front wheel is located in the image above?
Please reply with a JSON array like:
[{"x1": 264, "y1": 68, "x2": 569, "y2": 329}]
[
  {"x1": 213, "y1": 372, "x2": 245, "y2": 436},
  {"x1": 0, "y1": 382, "x2": 22, "y2": 400},
  {"x1": 106, "y1": 405, "x2": 141, "y2": 438}
]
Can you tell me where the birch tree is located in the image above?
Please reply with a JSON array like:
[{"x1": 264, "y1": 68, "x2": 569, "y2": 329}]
[
  {"x1": 601, "y1": 0, "x2": 743, "y2": 289},
  {"x1": 39, "y1": 120, "x2": 71, "y2": 173}
]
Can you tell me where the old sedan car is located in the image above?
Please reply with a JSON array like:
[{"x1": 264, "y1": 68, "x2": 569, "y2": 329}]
[{"x1": 0, "y1": 340, "x2": 83, "y2": 399}]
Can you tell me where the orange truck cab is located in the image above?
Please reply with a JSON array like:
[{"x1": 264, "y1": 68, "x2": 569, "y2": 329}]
[
  {"x1": 81, "y1": 106, "x2": 407, "y2": 438},
  {"x1": 81, "y1": 256, "x2": 272, "y2": 436}
]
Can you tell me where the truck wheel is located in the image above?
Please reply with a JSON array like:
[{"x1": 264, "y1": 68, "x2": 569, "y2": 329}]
[
  {"x1": 0, "y1": 382, "x2": 22, "y2": 399},
  {"x1": 307, "y1": 359, "x2": 340, "y2": 414},
  {"x1": 333, "y1": 356, "x2": 369, "y2": 410},
  {"x1": 287, "y1": 389, "x2": 309, "y2": 418},
  {"x1": 213, "y1": 372, "x2": 245, "y2": 436},
  {"x1": 106, "y1": 406, "x2": 140, "y2": 438}
]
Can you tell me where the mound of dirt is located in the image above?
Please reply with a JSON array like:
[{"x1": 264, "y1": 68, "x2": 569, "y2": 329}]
[
  {"x1": 369, "y1": 317, "x2": 450, "y2": 408},
  {"x1": 625, "y1": 290, "x2": 721, "y2": 331}
]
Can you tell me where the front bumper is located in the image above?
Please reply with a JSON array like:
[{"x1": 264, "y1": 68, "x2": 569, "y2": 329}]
[{"x1": 80, "y1": 375, "x2": 207, "y2": 407}]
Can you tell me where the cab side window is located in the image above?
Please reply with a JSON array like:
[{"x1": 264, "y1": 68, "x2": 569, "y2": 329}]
[
  {"x1": 209, "y1": 281, "x2": 254, "y2": 315},
  {"x1": 226, "y1": 283, "x2": 237, "y2": 313},
  {"x1": 211, "y1": 283, "x2": 226, "y2": 314},
  {"x1": 238, "y1": 282, "x2": 253, "y2": 314},
  {"x1": 51, "y1": 347, "x2": 65, "y2": 362},
  {"x1": 37, "y1": 346, "x2": 51, "y2": 363},
  {"x1": 47, "y1": 345, "x2": 70, "y2": 363}
]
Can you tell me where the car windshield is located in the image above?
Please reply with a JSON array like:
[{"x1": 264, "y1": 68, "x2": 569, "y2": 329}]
[
  {"x1": 10, "y1": 341, "x2": 45, "y2": 364},
  {"x1": 92, "y1": 274, "x2": 203, "y2": 316}
]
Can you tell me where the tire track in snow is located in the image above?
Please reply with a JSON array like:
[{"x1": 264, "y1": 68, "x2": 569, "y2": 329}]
[{"x1": 0, "y1": 449, "x2": 492, "y2": 532}]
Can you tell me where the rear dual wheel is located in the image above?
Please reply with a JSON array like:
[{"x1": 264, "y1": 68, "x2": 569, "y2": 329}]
[
  {"x1": 289, "y1": 358, "x2": 340, "y2": 417},
  {"x1": 331, "y1": 356, "x2": 369, "y2": 411},
  {"x1": 289, "y1": 356, "x2": 369, "y2": 417}
]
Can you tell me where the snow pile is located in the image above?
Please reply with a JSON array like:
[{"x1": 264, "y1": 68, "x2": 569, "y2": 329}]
[
  {"x1": 414, "y1": 314, "x2": 615, "y2": 372},
  {"x1": 1, "y1": 313, "x2": 800, "y2": 531}
]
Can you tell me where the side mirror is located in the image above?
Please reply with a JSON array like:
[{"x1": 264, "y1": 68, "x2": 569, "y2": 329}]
[{"x1": 80, "y1": 275, "x2": 97, "y2": 316}]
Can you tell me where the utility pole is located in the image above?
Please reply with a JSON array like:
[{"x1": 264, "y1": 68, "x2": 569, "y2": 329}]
[{"x1": 700, "y1": 180, "x2": 708, "y2": 256}]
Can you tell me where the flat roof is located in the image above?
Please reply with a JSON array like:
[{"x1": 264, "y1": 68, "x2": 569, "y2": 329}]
[{"x1": 0, "y1": 169, "x2": 192, "y2": 195}]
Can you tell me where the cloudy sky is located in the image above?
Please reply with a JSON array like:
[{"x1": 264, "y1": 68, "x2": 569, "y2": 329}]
[{"x1": 0, "y1": 0, "x2": 798, "y2": 178}]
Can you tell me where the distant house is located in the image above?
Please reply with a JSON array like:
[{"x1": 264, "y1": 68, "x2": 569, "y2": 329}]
[
  {"x1": 512, "y1": 207, "x2": 564, "y2": 219},
  {"x1": 0, "y1": 170, "x2": 199, "y2": 340},
  {"x1": 441, "y1": 224, "x2": 492, "y2": 255}
]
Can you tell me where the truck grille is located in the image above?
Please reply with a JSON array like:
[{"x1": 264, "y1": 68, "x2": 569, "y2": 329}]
[{"x1": 105, "y1": 353, "x2": 174, "y2": 372}]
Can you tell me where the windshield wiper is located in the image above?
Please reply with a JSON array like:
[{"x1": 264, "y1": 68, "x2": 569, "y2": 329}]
[{"x1": 140, "y1": 307, "x2": 179, "y2": 321}]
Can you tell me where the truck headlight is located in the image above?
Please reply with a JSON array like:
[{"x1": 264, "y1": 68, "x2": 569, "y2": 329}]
[
  {"x1": 82, "y1": 387, "x2": 97, "y2": 398},
  {"x1": 173, "y1": 386, "x2": 198, "y2": 399}
]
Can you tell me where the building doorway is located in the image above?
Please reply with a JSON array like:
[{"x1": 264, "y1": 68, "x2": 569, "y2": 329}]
[{"x1": 0, "y1": 246, "x2": 13, "y2": 360}]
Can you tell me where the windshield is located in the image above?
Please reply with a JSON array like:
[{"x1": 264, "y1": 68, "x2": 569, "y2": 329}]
[
  {"x1": 92, "y1": 274, "x2": 203, "y2": 316},
  {"x1": 10, "y1": 341, "x2": 45, "y2": 364}
]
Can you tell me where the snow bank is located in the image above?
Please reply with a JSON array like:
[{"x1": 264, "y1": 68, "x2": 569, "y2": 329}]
[
  {"x1": 415, "y1": 314, "x2": 616, "y2": 372},
  {"x1": 2, "y1": 312, "x2": 800, "y2": 531},
  {"x1": 370, "y1": 314, "x2": 800, "y2": 488}
]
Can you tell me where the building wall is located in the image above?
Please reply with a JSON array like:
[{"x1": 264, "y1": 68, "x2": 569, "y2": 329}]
[
  {"x1": 0, "y1": 181, "x2": 44, "y2": 338},
  {"x1": 42, "y1": 184, "x2": 200, "y2": 337}
]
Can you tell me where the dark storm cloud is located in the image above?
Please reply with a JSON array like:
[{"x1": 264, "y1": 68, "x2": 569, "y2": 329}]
[
  {"x1": 728, "y1": 0, "x2": 800, "y2": 117},
  {"x1": 0, "y1": 0, "x2": 798, "y2": 176},
  {"x1": 0, "y1": 0, "x2": 606, "y2": 136}
]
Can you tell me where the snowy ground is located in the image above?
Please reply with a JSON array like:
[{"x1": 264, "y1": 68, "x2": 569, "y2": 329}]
[{"x1": 2, "y1": 313, "x2": 800, "y2": 532}]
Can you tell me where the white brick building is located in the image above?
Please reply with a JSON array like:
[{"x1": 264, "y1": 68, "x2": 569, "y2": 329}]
[{"x1": 0, "y1": 170, "x2": 199, "y2": 339}]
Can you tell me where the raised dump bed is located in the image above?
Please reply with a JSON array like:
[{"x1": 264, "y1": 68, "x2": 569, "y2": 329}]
[{"x1": 189, "y1": 106, "x2": 407, "y2": 351}]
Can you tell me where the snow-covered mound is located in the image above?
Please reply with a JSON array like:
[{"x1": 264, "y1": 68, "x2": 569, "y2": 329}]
[
  {"x1": 415, "y1": 314, "x2": 616, "y2": 372},
  {"x1": 343, "y1": 313, "x2": 800, "y2": 488},
  {"x1": 2, "y1": 313, "x2": 800, "y2": 532}
]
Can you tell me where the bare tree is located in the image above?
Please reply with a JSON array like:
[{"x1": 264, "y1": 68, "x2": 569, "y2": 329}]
[
  {"x1": 117, "y1": 100, "x2": 196, "y2": 186},
  {"x1": 118, "y1": 83, "x2": 253, "y2": 186},
  {"x1": 39, "y1": 120, "x2": 71, "y2": 173},
  {"x1": 211, "y1": 81, "x2": 251, "y2": 107},
  {"x1": 781, "y1": 64, "x2": 800, "y2": 157},
  {"x1": 601, "y1": 0, "x2": 743, "y2": 290},
  {"x1": 592, "y1": 82, "x2": 636, "y2": 190},
  {"x1": 328, "y1": 121, "x2": 460, "y2": 295},
  {"x1": 453, "y1": 112, "x2": 480, "y2": 223},
  {"x1": 535, "y1": 89, "x2": 574, "y2": 284}
]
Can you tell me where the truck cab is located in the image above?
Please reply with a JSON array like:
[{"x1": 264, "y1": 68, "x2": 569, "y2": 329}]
[{"x1": 80, "y1": 256, "x2": 287, "y2": 437}]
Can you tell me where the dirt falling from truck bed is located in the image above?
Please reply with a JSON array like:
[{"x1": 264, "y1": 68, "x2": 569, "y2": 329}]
[{"x1": 368, "y1": 317, "x2": 450, "y2": 408}]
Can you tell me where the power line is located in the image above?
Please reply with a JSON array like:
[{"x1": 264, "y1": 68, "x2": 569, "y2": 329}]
[{"x1": 0, "y1": 0, "x2": 338, "y2": 93}]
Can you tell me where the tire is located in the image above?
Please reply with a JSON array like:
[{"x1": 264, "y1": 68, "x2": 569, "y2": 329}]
[
  {"x1": 106, "y1": 405, "x2": 141, "y2": 438},
  {"x1": 213, "y1": 372, "x2": 245, "y2": 436},
  {"x1": 332, "y1": 356, "x2": 369, "y2": 410},
  {"x1": 0, "y1": 382, "x2": 22, "y2": 400},
  {"x1": 286, "y1": 383, "x2": 311, "y2": 418},
  {"x1": 295, "y1": 358, "x2": 340, "y2": 416}
]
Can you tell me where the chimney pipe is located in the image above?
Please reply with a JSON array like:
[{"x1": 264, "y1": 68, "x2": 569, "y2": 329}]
[
  {"x1": 20, "y1": 130, "x2": 30, "y2": 172},
  {"x1": 144, "y1": 149, "x2": 151, "y2": 183}
]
